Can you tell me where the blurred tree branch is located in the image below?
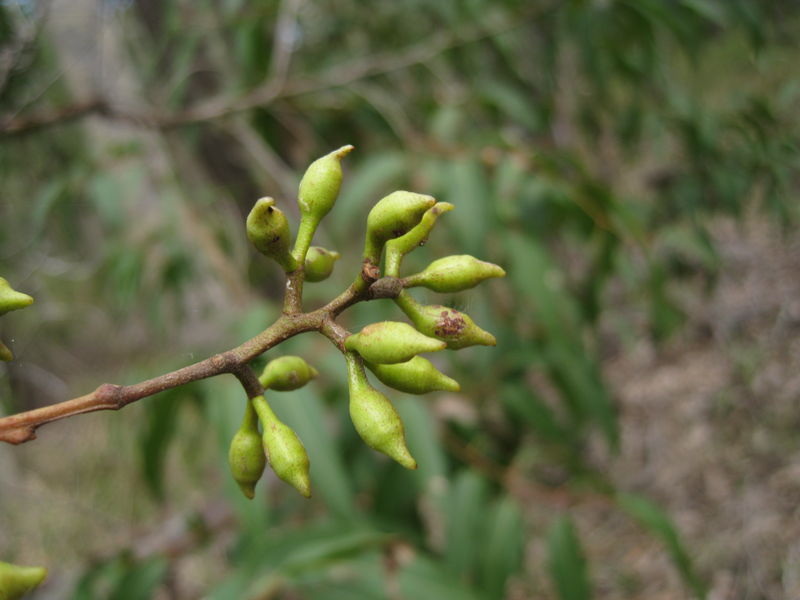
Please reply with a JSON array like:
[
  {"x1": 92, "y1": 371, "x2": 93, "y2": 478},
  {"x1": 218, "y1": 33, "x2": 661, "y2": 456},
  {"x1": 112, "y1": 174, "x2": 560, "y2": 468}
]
[{"x1": 0, "y1": 6, "x2": 538, "y2": 136}]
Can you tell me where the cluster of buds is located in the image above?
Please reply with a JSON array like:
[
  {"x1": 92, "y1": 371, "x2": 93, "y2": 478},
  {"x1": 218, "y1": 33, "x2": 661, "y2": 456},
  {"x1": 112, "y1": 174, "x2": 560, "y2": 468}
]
[
  {"x1": 231, "y1": 145, "x2": 505, "y2": 498},
  {"x1": 0, "y1": 278, "x2": 34, "y2": 362}
]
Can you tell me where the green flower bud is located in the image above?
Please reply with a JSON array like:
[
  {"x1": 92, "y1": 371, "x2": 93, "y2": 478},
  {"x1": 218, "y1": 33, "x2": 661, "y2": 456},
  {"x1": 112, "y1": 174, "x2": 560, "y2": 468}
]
[
  {"x1": 384, "y1": 202, "x2": 454, "y2": 277},
  {"x1": 246, "y1": 197, "x2": 298, "y2": 272},
  {"x1": 345, "y1": 353, "x2": 416, "y2": 469},
  {"x1": 304, "y1": 247, "x2": 340, "y2": 282},
  {"x1": 366, "y1": 356, "x2": 460, "y2": 395},
  {"x1": 363, "y1": 191, "x2": 436, "y2": 261},
  {"x1": 405, "y1": 255, "x2": 506, "y2": 293},
  {"x1": 227, "y1": 400, "x2": 266, "y2": 499},
  {"x1": 298, "y1": 145, "x2": 354, "y2": 223},
  {"x1": 252, "y1": 395, "x2": 311, "y2": 497},
  {"x1": 259, "y1": 356, "x2": 319, "y2": 391},
  {"x1": 344, "y1": 321, "x2": 446, "y2": 364},
  {"x1": 0, "y1": 340, "x2": 12, "y2": 362},
  {"x1": 395, "y1": 291, "x2": 496, "y2": 350},
  {"x1": 0, "y1": 561, "x2": 47, "y2": 600},
  {"x1": 0, "y1": 278, "x2": 33, "y2": 316}
]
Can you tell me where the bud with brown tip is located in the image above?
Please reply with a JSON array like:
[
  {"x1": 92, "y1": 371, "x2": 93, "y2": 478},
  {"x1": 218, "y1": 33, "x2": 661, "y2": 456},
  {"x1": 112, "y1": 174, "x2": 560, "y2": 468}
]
[{"x1": 394, "y1": 291, "x2": 496, "y2": 350}]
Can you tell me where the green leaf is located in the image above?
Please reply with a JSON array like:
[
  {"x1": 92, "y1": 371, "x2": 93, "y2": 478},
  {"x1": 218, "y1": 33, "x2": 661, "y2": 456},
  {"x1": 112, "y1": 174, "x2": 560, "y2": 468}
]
[
  {"x1": 138, "y1": 385, "x2": 194, "y2": 499},
  {"x1": 394, "y1": 395, "x2": 448, "y2": 490},
  {"x1": 478, "y1": 496, "x2": 525, "y2": 598},
  {"x1": 547, "y1": 515, "x2": 591, "y2": 600},
  {"x1": 400, "y1": 554, "x2": 485, "y2": 600},
  {"x1": 447, "y1": 157, "x2": 490, "y2": 256},
  {"x1": 502, "y1": 383, "x2": 566, "y2": 442},
  {"x1": 109, "y1": 558, "x2": 169, "y2": 600},
  {"x1": 444, "y1": 471, "x2": 489, "y2": 579},
  {"x1": 617, "y1": 493, "x2": 707, "y2": 599},
  {"x1": 271, "y1": 386, "x2": 357, "y2": 519}
]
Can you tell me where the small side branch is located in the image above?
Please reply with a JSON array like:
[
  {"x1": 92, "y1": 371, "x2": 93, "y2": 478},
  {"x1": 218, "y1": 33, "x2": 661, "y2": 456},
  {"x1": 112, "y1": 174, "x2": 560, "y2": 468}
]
[{"x1": 0, "y1": 316, "x2": 311, "y2": 445}]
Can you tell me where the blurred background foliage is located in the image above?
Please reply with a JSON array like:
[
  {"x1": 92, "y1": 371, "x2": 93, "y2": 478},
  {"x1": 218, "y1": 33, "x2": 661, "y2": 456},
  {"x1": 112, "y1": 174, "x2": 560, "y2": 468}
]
[{"x1": 1, "y1": 0, "x2": 799, "y2": 598}]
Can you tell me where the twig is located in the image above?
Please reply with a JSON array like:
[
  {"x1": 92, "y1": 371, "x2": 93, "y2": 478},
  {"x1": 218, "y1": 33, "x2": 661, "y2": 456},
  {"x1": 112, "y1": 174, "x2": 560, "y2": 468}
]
[{"x1": 0, "y1": 262, "x2": 401, "y2": 445}]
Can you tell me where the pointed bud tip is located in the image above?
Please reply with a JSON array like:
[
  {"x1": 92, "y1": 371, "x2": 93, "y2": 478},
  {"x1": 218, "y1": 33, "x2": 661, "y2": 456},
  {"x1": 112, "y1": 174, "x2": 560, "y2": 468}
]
[
  {"x1": 398, "y1": 453, "x2": 418, "y2": 470},
  {"x1": 290, "y1": 474, "x2": 312, "y2": 498},
  {"x1": 333, "y1": 145, "x2": 355, "y2": 159},
  {"x1": 425, "y1": 338, "x2": 448, "y2": 353},
  {"x1": 480, "y1": 331, "x2": 497, "y2": 346},
  {"x1": 432, "y1": 202, "x2": 455, "y2": 215},
  {"x1": 237, "y1": 482, "x2": 256, "y2": 499},
  {"x1": 442, "y1": 377, "x2": 461, "y2": 392},
  {"x1": 488, "y1": 263, "x2": 506, "y2": 278}
]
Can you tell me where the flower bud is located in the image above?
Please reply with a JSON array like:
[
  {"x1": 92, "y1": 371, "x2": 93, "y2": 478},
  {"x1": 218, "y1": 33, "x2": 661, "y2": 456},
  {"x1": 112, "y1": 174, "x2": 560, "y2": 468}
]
[
  {"x1": 0, "y1": 278, "x2": 33, "y2": 316},
  {"x1": 395, "y1": 291, "x2": 496, "y2": 350},
  {"x1": 344, "y1": 321, "x2": 446, "y2": 364},
  {"x1": 304, "y1": 247, "x2": 340, "y2": 282},
  {"x1": 366, "y1": 356, "x2": 460, "y2": 395},
  {"x1": 384, "y1": 202, "x2": 453, "y2": 277},
  {"x1": 346, "y1": 353, "x2": 416, "y2": 469},
  {"x1": 246, "y1": 197, "x2": 298, "y2": 272},
  {"x1": 252, "y1": 395, "x2": 311, "y2": 497},
  {"x1": 227, "y1": 401, "x2": 266, "y2": 499},
  {"x1": 0, "y1": 561, "x2": 47, "y2": 600},
  {"x1": 259, "y1": 356, "x2": 319, "y2": 391},
  {"x1": 0, "y1": 340, "x2": 12, "y2": 362},
  {"x1": 363, "y1": 191, "x2": 436, "y2": 261},
  {"x1": 405, "y1": 255, "x2": 506, "y2": 293},
  {"x1": 298, "y1": 145, "x2": 354, "y2": 223}
]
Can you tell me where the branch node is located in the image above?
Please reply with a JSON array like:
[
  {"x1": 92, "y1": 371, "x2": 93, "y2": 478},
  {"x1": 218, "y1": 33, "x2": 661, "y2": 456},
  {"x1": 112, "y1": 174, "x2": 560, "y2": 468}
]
[
  {"x1": 361, "y1": 259, "x2": 381, "y2": 284},
  {"x1": 95, "y1": 383, "x2": 124, "y2": 409},
  {"x1": 368, "y1": 277, "x2": 403, "y2": 299},
  {"x1": 210, "y1": 352, "x2": 235, "y2": 371}
]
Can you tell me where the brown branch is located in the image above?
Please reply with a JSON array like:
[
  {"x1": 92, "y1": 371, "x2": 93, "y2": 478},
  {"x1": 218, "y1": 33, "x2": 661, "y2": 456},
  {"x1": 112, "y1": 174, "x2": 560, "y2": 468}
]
[{"x1": 0, "y1": 266, "x2": 406, "y2": 445}]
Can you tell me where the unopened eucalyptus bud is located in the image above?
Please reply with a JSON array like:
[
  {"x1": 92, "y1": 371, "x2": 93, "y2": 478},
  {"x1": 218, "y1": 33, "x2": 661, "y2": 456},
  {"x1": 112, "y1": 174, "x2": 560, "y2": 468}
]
[
  {"x1": 0, "y1": 561, "x2": 47, "y2": 600},
  {"x1": 0, "y1": 278, "x2": 33, "y2": 316},
  {"x1": 298, "y1": 145, "x2": 354, "y2": 223},
  {"x1": 294, "y1": 146, "x2": 354, "y2": 261},
  {"x1": 246, "y1": 197, "x2": 298, "y2": 272},
  {"x1": 384, "y1": 202, "x2": 454, "y2": 277},
  {"x1": 405, "y1": 255, "x2": 506, "y2": 293},
  {"x1": 252, "y1": 395, "x2": 311, "y2": 497},
  {"x1": 0, "y1": 340, "x2": 12, "y2": 362},
  {"x1": 345, "y1": 353, "x2": 416, "y2": 469},
  {"x1": 395, "y1": 291, "x2": 496, "y2": 350},
  {"x1": 344, "y1": 321, "x2": 445, "y2": 364},
  {"x1": 304, "y1": 247, "x2": 340, "y2": 282},
  {"x1": 259, "y1": 356, "x2": 319, "y2": 391},
  {"x1": 366, "y1": 356, "x2": 460, "y2": 395},
  {"x1": 227, "y1": 400, "x2": 266, "y2": 499},
  {"x1": 363, "y1": 191, "x2": 436, "y2": 261}
]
